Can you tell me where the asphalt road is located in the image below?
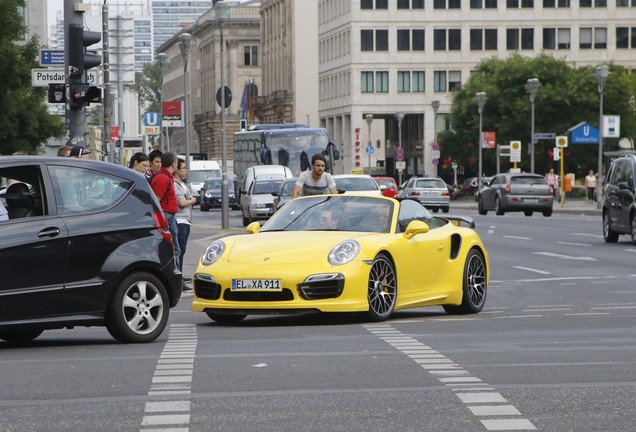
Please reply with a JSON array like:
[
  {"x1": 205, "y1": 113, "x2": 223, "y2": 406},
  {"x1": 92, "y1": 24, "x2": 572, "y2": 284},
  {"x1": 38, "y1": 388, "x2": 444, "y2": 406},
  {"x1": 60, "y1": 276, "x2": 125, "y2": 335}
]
[{"x1": 2, "y1": 209, "x2": 636, "y2": 431}]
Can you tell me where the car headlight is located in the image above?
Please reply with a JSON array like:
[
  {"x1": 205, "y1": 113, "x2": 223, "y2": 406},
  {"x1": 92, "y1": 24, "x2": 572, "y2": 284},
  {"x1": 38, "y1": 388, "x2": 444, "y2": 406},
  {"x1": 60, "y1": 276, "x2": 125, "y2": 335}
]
[
  {"x1": 205, "y1": 191, "x2": 213, "y2": 197},
  {"x1": 202, "y1": 240, "x2": 225, "y2": 266},
  {"x1": 328, "y1": 240, "x2": 360, "y2": 265}
]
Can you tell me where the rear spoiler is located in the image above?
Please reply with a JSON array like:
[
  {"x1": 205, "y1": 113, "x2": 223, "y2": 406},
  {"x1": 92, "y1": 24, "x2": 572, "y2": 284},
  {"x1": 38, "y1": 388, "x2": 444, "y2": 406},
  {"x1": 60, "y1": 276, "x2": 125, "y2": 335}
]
[{"x1": 438, "y1": 215, "x2": 476, "y2": 229}]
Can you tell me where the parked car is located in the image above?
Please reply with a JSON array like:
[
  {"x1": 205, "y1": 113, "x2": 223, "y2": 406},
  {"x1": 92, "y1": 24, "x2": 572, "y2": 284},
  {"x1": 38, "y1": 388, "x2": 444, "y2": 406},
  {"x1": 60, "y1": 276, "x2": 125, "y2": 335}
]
[
  {"x1": 0, "y1": 156, "x2": 182, "y2": 344},
  {"x1": 241, "y1": 174, "x2": 285, "y2": 225},
  {"x1": 193, "y1": 195, "x2": 488, "y2": 324},
  {"x1": 272, "y1": 177, "x2": 297, "y2": 212},
  {"x1": 333, "y1": 174, "x2": 383, "y2": 196},
  {"x1": 398, "y1": 177, "x2": 450, "y2": 213},
  {"x1": 603, "y1": 154, "x2": 636, "y2": 244},
  {"x1": 199, "y1": 177, "x2": 239, "y2": 211},
  {"x1": 373, "y1": 176, "x2": 398, "y2": 198},
  {"x1": 477, "y1": 173, "x2": 553, "y2": 216}
]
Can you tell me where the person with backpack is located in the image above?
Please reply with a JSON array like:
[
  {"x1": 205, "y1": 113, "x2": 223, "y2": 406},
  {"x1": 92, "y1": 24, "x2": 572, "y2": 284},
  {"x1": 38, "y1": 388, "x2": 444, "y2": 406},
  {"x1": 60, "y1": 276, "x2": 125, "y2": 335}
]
[{"x1": 151, "y1": 152, "x2": 181, "y2": 271}]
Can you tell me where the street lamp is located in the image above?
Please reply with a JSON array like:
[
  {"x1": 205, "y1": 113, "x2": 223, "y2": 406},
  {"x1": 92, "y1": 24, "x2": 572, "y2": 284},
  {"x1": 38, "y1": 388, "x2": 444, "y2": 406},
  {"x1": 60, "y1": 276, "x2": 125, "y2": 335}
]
[
  {"x1": 595, "y1": 65, "x2": 609, "y2": 210},
  {"x1": 216, "y1": 1, "x2": 231, "y2": 229},
  {"x1": 179, "y1": 33, "x2": 192, "y2": 171},
  {"x1": 156, "y1": 52, "x2": 168, "y2": 152},
  {"x1": 431, "y1": 99, "x2": 440, "y2": 177},
  {"x1": 526, "y1": 78, "x2": 539, "y2": 173},
  {"x1": 396, "y1": 111, "x2": 405, "y2": 185},
  {"x1": 365, "y1": 114, "x2": 373, "y2": 175},
  {"x1": 476, "y1": 92, "x2": 487, "y2": 192}
]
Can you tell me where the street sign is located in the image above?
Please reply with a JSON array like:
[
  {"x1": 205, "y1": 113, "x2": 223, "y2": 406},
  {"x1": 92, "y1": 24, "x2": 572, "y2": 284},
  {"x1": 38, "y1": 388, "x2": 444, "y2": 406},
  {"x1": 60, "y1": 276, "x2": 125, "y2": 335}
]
[
  {"x1": 431, "y1": 150, "x2": 440, "y2": 159},
  {"x1": 534, "y1": 133, "x2": 556, "y2": 140},
  {"x1": 31, "y1": 69, "x2": 99, "y2": 87},
  {"x1": 556, "y1": 136, "x2": 568, "y2": 148},
  {"x1": 162, "y1": 101, "x2": 183, "y2": 127},
  {"x1": 365, "y1": 144, "x2": 374, "y2": 154},
  {"x1": 39, "y1": 49, "x2": 65, "y2": 67},
  {"x1": 396, "y1": 161, "x2": 406, "y2": 170},
  {"x1": 510, "y1": 140, "x2": 521, "y2": 163},
  {"x1": 144, "y1": 126, "x2": 160, "y2": 136},
  {"x1": 396, "y1": 146, "x2": 404, "y2": 161},
  {"x1": 483, "y1": 131, "x2": 496, "y2": 149},
  {"x1": 571, "y1": 123, "x2": 599, "y2": 144},
  {"x1": 603, "y1": 115, "x2": 620, "y2": 138}
]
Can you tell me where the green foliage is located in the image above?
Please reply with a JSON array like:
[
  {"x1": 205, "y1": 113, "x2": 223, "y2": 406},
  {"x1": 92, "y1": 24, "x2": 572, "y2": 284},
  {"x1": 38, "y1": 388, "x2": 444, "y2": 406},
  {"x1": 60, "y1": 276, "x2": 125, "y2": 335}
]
[
  {"x1": 0, "y1": 0, "x2": 64, "y2": 155},
  {"x1": 440, "y1": 54, "x2": 636, "y2": 181},
  {"x1": 139, "y1": 62, "x2": 161, "y2": 113}
]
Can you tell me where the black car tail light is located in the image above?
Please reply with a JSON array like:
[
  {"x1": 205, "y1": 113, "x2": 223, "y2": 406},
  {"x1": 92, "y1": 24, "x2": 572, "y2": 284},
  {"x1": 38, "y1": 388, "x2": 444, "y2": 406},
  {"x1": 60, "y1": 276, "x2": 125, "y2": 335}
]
[{"x1": 153, "y1": 211, "x2": 173, "y2": 246}]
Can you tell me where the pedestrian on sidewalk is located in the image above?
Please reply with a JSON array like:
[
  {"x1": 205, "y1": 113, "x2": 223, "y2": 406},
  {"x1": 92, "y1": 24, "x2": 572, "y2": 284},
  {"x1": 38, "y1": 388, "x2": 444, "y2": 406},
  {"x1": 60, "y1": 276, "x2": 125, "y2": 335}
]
[
  {"x1": 174, "y1": 158, "x2": 197, "y2": 289},
  {"x1": 585, "y1": 170, "x2": 597, "y2": 203},
  {"x1": 545, "y1": 168, "x2": 559, "y2": 197},
  {"x1": 150, "y1": 152, "x2": 181, "y2": 271}
]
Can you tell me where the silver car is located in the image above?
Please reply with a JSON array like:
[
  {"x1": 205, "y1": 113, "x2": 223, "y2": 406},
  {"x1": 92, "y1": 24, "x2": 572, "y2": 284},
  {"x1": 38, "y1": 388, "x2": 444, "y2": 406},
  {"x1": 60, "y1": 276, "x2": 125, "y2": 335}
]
[
  {"x1": 240, "y1": 175, "x2": 285, "y2": 225},
  {"x1": 272, "y1": 177, "x2": 297, "y2": 212},
  {"x1": 398, "y1": 177, "x2": 450, "y2": 213},
  {"x1": 477, "y1": 173, "x2": 554, "y2": 217}
]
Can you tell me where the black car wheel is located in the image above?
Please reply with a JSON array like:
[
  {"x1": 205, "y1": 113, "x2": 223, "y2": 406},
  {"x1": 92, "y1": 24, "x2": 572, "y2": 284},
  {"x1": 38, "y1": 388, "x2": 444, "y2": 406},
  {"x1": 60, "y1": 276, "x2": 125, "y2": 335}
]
[
  {"x1": 442, "y1": 206, "x2": 450, "y2": 214},
  {"x1": 495, "y1": 196, "x2": 505, "y2": 215},
  {"x1": 524, "y1": 210, "x2": 533, "y2": 216},
  {"x1": 443, "y1": 248, "x2": 487, "y2": 315},
  {"x1": 477, "y1": 198, "x2": 487, "y2": 215},
  {"x1": 0, "y1": 329, "x2": 43, "y2": 344},
  {"x1": 106, "y1": 272, "x2": 169, "y2": 343},
  {"x1": 367, "y1": 254, "x2": 397, "y2": 321},
  {"x1": 603, "y1": 211, "x2": 619, "y2": 243},
  {"x1": 542, "y1": 209, "x2": 552, "y2": 217},
  {"x1": 205, "y1": 312, "x2": 247, "y2": 324}
]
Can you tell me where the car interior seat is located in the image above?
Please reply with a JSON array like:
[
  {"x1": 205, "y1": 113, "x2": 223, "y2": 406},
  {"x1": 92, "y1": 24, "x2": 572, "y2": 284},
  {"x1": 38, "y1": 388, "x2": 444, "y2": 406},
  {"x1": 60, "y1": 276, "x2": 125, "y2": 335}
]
[{"x1": 5, "y1": 183, "x2": 35, "y2": 219}]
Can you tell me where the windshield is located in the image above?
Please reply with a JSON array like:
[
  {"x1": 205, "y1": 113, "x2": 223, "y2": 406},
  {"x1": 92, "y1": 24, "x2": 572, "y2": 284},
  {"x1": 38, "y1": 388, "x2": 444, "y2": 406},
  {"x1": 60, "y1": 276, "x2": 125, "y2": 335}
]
[
  {"x1": 265, "y1": 131, "x2": 329, "y2": 175},
  {"x1": 335, "y1": 177, "x2": 378, "y2": 191},
  {"x1": 262, "y1": 195, "x2": 394, "y2": 233},
  {"x1": 253, "y1": 179, "x2": 283, "y2": 194},
  {"x1": 189, "y1": 170, "x2": 221, "y2": 183},
  {"x1": 415, "y1": 179, "x2": 446, "y2": 189}
]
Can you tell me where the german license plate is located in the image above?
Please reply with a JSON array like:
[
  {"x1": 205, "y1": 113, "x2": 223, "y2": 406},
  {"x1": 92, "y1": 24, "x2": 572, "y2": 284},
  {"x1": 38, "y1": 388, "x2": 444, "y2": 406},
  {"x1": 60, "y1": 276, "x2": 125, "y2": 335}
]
[
  {"x1": 524, "y1": 198, "x2": 539, "y2": 203},
  {"x1": 231, "y1": 279, "x2": 282, "y2": 291}
]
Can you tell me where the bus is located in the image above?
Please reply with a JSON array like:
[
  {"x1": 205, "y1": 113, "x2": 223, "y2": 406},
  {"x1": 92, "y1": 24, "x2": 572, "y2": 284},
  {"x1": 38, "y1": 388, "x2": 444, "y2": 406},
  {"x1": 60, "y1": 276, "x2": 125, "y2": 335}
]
[{"x1": 232, "y1": 125, "x2": 338, "y2": 184}]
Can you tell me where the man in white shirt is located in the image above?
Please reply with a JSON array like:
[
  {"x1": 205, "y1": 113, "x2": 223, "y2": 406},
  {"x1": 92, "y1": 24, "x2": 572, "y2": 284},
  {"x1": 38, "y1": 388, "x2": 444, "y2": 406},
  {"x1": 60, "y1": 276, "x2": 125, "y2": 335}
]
[
  {"x1": 291, "y1": 153, "x2": 337, "y2": 198},
  {"x1": 173, "y1": 159, "x2": 197, "y2": 289}
]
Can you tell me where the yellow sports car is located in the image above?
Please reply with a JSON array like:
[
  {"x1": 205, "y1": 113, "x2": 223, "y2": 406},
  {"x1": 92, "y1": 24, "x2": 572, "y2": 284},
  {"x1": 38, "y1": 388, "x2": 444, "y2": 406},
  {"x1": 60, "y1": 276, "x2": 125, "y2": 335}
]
[{"x1": 192, "y1": 195, "x2": 488, "y2": 324}]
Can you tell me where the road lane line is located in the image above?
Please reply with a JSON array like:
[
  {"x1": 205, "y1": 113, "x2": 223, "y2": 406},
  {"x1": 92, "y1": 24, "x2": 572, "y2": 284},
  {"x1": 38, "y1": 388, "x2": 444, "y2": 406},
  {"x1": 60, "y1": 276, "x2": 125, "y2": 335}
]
[
  {"x1": 513, "y1": 266, "x2": 551, "y2": 275},
  {"x1": 365, "y1": 324, "x2": 537, "y2": 431},
  {"x1": 533, "y1": 251, "x2": 597, "y2": 261}
]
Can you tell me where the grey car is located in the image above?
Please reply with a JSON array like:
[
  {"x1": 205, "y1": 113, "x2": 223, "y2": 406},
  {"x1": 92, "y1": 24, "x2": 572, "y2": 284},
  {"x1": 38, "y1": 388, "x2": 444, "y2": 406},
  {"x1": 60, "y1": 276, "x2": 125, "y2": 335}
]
[
  {"x1": 272, "y1": 177, "x2": 297, "y2": 212},
  {"x1": 240, "y1": 175, "x2": 285, "y2": 225},
  {"x1": 477, "y1": 173, "x2": 553, "y2": 217},
  {"x1": 398, "y1": 177, "x2": 450, "y2": 213}
]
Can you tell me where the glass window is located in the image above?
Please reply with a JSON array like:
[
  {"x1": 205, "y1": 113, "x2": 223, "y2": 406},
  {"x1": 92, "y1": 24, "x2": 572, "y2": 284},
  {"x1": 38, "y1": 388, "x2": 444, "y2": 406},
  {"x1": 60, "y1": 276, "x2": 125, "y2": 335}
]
[
  {"x1": 543, "y1": 28, "x2": 556, "y2": 49},
  {"x1": 361, "y1": 0, "x2": 373, "y2": 8},
  {"x1": 376, "y1": 0, "x2": 388, "y2": 8},
  {"x1": 434, "y1": 0, "x2": 446, "y2": 8},
  {"x1": 507, "y1": 28, "x2": 520, "y2": 49},
  {"x1": 558, "y1": 28, "x2": 570, "y2": 49},
  {"x1": 361, "y1": 72, "x2": 374, "y2": 92},
  {"x1": 398, "y1": 0, "x2": 410, "y2": 7},
  {"x1": 449, "y1": 0, "x2": 461, "y2": 6},
  {"x1": 559, "y1": 0, "x2": 570, "y2": 5},
  {"x1": 398, "y1": 71, "x2": 411, "y2": 92},
  {"x1": 595, "y1": 27, "x2": 607, "y2": 48},
  {"x1": 244, "y1": 46, "x2": 258, "y2": 66},
  {"x1": 413, "y1": 71, "x2": 425, "y2": 92},
  {"x1": 522, "y1": 28, "x2": 534, "y2": 49},
  {"x1": 631, "y1": 28, "x2": 636, "y2": 48},
  {"x1": 485, "y1": 29, "x2": 498, "y2": 49},
  {"x1": 617, "y1": 0, "x2": 628, "y2": 5},
  {"x1": 580, "y1": 27, "x2": 592, "y2": 48},
  {"x1": 594, "y1": 0, "x2": 606, "y2": 5},
  {"x1": 398, "y1": 29, "x2": 410, "y2": 51},
  {"x1": 471, "y1": 0, "x2": 483, "y2": 7},
  {"x1": 376, "y1": 71, "x2": 389, "y2": 92},
  {"x1": 580, "y1": 0, "x2": 592, "y2": 6},
  {"x1": 470, "y1": 29, "x2": 483, "y2": 50},
  {"x1": 361, "y1": 30, "x2": 374, "y2": 51},
  {"x1": 507, "y1": 0, "x2": 519, "y2": 6},
  {"x1": 544, "y1": 0, "x2": 555, "y2": 6},
  {"x1": 486, "y1": 0, "x2": 498, "y2": 6},
  {"x1": 434, "y1": 29, "x2": 447, "y2": 50},
  {"x1": 434, "y1": 71, "x2": 447, "y2": 92},
  {"x1": 413, "y1": 0, "x2": 425, "y2": 7},
  {"x1": 521, "y1": 0, "x2": 534, "y2": 5},
  {"x1": 376, "y1": 30, "x2": 389, "y2": 51},
  {"x1": 449, "y1": 71, "x2": 462, "y2": 91},
  {"x1": 449, "y1": 29, "x2": 461, "y2": 50},
  {"x1": 413, "y1": 30, "x2": 425, "y2": 50}
]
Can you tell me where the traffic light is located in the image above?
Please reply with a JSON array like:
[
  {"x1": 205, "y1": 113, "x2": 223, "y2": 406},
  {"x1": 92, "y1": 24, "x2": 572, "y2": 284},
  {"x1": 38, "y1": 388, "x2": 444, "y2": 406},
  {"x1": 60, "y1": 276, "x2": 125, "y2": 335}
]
[
  {"x1": 67, "y1": 24, "x2": 101, "y2": 77},
  {"x1": 240, "y1": 119, "x2": 247, "y2": 132},
  {"x1": 70, "y1": 83, "x2": 102, "y2": 107}
]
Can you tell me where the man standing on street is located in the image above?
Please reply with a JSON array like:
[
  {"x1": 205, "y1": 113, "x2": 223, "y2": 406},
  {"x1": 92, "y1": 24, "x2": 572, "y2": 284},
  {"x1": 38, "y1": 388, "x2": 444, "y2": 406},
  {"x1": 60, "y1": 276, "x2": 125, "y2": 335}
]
[
  {"x1": 151, "y1": 152, "x2": 181, "y2": 271},
  {"x1": 147, "y1": 149, "x2": 163, "y2": 184},
  {"x1": 291, "y1": 153, "x2": 337, "y2": 198},
  {"x1": 173, "y1": 158, "x2": 197, "y2": 289}
]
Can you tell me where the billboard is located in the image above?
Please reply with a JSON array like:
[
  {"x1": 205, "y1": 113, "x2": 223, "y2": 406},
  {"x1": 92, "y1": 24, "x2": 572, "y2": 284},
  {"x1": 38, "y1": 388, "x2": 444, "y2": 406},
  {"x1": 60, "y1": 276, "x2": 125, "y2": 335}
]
[{"x1": 162, "y1": 101, "x2": 183, "y2": 127}]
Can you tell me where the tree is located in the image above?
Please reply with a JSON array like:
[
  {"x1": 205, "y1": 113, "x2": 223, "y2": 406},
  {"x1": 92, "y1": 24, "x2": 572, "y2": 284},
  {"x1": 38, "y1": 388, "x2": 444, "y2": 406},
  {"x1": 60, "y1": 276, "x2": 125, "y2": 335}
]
[
  {"x1": 0, "y1": 0, "x2": 64, "y2": 155},
  {"x1": 138, "y1": 61, "x2": 161, "y2": 113},
  {"x1": 439, "y1": 54, "x2": 636, "y2": 181}
]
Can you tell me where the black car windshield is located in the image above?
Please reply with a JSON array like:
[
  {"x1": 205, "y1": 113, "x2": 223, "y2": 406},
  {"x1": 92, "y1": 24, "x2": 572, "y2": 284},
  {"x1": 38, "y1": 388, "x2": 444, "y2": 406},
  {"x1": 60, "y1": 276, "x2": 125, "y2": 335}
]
[{"x1": 261, "y1": 195, "x2": 394, "y2": 233}]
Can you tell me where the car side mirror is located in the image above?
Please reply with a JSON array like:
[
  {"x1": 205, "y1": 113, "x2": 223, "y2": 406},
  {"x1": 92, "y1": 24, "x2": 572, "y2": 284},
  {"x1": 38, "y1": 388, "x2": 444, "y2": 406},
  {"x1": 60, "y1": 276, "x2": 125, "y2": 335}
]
[
  {"x1": 271, "y1": 192, "x2": 279, "y2": 197},
  {"x1": 403, "y1": 220, "x2": 430, "y2": 239}
]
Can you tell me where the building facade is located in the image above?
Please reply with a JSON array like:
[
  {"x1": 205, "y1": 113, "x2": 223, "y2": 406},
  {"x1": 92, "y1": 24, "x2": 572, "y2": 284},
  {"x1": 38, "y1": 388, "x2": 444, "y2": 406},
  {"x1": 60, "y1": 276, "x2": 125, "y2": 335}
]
[{"x1": 318, "y1": 0, "x2": 636, "y2": 177}]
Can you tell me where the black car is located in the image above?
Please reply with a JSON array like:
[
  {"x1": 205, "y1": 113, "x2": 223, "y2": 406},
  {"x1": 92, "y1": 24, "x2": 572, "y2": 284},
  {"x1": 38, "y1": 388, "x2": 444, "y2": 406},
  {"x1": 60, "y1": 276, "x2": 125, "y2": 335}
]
[
  {"x1": 0, "y1": 156, "x2": 182, "y2": 344},
  {"x1": 603, "y1": 154, "x2": 636, "y2": 244},
  {"x1": 199, "y1": 178, "x2": 239, "y2": 211}
]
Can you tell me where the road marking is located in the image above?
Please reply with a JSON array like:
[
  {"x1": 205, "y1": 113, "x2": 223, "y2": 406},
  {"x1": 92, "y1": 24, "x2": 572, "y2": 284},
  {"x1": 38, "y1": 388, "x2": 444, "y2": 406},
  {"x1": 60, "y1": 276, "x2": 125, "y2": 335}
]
[
  {"x1": 141, "y1": 324, "x2": 197, "y2": 432},
  {"x1": 557, "y1": 241, "x2": 590, "y2": 247},
  {"x1": 572, "y1": 233, "x2": 604, "y2": 239},
  {"x1": 365, "y1": 324, "x2": 537, "y2": 431},
  {"x1": 513, "y1": 266, "x2": 551, "y2": 275},
  {"x1": 503, "y1": 235, "x2": 532, "y2": 240},
  {"x1": 533, "y1": 251, "x2": 597, "y2": 261}
]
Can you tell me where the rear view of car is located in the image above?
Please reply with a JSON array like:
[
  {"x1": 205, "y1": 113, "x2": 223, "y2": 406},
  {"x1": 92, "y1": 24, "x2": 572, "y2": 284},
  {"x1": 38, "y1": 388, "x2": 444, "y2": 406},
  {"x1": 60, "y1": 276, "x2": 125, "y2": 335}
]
[
  {"x1": 373, "y1": 176, "x2": 398, "y2": 198},
  {"x1": 477, "y1": 173, "x2": 553, "y2": 216},
  {"x1": 334, "y1": 174, "x2": 383, "y2": 196},
  {"x1": 0, "y1": 156, "x2": 182, "y2": 345},
  {"x1": 400, "y1": 177, "x2": 450, "y2": 213}
]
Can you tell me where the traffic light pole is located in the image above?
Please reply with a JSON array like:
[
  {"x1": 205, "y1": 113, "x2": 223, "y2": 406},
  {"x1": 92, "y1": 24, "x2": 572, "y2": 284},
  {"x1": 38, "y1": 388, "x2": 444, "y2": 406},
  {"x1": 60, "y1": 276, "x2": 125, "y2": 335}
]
[{"x1": 64, "y1": 0, "x2": 86, "y2": 146}]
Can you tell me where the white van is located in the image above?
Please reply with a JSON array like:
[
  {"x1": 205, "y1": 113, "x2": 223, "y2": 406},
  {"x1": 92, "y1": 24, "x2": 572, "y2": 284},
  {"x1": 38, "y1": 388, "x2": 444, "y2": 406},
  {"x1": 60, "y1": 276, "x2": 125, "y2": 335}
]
[
  {"x1": 239, "y1": 165, "x2": 293, "y2": 204},
  {"x1": 186, "y1": 160, "x2": 221, "y2": 203}
]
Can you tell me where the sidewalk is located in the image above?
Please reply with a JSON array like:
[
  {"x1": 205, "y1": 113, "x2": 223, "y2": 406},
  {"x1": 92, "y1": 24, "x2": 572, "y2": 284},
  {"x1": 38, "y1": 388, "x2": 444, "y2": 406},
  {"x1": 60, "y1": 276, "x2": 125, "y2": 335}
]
[{"x1": 450, "y1": 196, "x2": 601, "y2": 216}]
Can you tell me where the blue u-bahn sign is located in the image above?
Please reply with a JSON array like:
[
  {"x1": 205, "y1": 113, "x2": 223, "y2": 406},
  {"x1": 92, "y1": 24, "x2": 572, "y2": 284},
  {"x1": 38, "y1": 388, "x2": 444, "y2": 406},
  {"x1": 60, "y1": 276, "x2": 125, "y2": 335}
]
[{"x1": 571, "y1": 122, "x2": 599, "y2": 144}]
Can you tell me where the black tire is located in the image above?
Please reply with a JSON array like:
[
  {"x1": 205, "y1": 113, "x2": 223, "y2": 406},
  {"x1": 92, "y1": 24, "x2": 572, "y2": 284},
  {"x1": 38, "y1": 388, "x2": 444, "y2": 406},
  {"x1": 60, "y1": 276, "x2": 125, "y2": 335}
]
[
  {"x1": 494, "y1": 196, "x2": 505, "y2": 215},
  {"x1": 603, "y1": 211, "x2": 619, "y2": 243},
  {"x1": 0, "y1": 329, "x2": 43, "y2": 344},
  {"x1": 542, "y1": 209, "x2": 552, "y2": 217},
  {"x1": 105, "y1": 272, "x2": 169, "y2": 343},
  {"x1": 443, "y1": 248, "x2": 487, "y2": 315},
  {"x1": 524, "y1": 210, "x2": 533, "y2": 217},
  {"x1": 205, "y1": 312, "x2": 247, "y2": 324},
  {"x1": 477, "y1": 198, "x2": 487, "y2": 215},
  {"x1": 442, "y1": 206, "x2": 450, "y2": 214},
  {"x1": 367, "y1": 254, "x2": 397, "y2": 321}
]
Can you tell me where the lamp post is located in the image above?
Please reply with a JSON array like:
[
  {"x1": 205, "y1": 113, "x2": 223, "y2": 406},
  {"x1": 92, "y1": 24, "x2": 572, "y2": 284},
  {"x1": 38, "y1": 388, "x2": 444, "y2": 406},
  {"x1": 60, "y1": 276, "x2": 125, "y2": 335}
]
[
  {"x1": 365, "y1": 114, "x2": 373, "y2": 175},
  {"x1": 135, "y1": 71, "x2": 144, "y2": 145},
  {"x1": 179, "y1": 33, "x2": 192, "y2": 170},
  {"x1": 476, "y1": 92, "x2": 487, "y2": 192},
  {"x1": 595, "y1": 65, "x2": 609, "y2": 210},
  {"x1": 526, "y1": 78, "x2": 539, "y2": 173},
  {"x1": 431, "y1": 99, "x2": 440, "y2": 177},
  {"x1": 216, "y1": 2, "x2": 230, "y2": 229},
  {"x1": 396, "y1": 111, "x2": 405, "y2": 185},
  {"x1": 156, "y1": 53, "x2": 168, "y2": 152}
]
